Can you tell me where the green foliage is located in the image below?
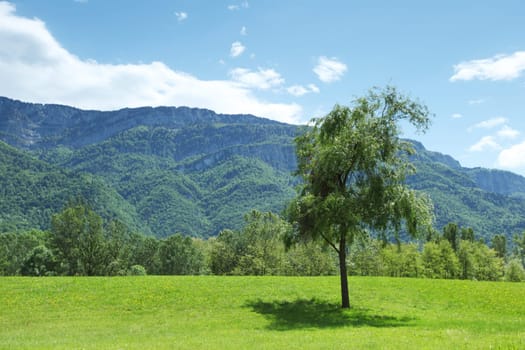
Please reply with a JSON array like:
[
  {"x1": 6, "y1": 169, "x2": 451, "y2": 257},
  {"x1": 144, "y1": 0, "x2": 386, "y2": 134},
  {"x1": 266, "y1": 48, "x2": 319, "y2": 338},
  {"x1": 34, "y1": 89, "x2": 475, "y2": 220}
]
[
  {"x1": 282, "y1": 242, "x2": 337, "y2": 276},
  {"x1": 0, "y1": 141, "x2": 147, "y2": 234},
  {"x1": 491, "y1": 234, "x2": 507, "y2": 259},
  {"x1": 407, "y1": 158, "x2": 525, "y2": 241},
  {"x1": 505, "y1": 259, "x2": 525, "y2": 282},
  {"x1": 39, "y1": 125, "x2": 296, "y2": 237},
  {"x1": 20, "y1": 245, "x2": 57, "y2": 276},
  {"x1": 457, "y1": 240, "x2": 503, "y2": 281},
  {"x1": 128, "y1": 264, "x2": 147, "y2": 276},
  {"x1": 0, "y1": 230, "x2": 47, "y2": 275},
  {"x1": 380, "y1": 243, "x2": 422, "y2": 278},
  {"x1": 288, "y1": 86, "x2": 434, "y2": 307},
  {"x1": 158, "y1": 234, "x2": 204, "y2": 275},
  {"x1": 50, "y1": 201, "x2": 107, "y2": 276},
  {"x1": 421, "y1": 240, "x2": 460, "y2": 279},
  {"x1": 443, "y1": 222, "x2": 460, "y2": 251}
]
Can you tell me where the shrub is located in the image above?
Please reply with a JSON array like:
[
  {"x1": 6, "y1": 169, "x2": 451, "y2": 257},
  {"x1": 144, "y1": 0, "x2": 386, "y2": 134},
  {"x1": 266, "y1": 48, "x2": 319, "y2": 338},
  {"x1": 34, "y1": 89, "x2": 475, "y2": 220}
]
[
  {"x1": 129, "y1": 264, "x2": 147, "y2": 276},
  {"x1": 505, "y1": 259, "x2": 525, "y2": 282}
]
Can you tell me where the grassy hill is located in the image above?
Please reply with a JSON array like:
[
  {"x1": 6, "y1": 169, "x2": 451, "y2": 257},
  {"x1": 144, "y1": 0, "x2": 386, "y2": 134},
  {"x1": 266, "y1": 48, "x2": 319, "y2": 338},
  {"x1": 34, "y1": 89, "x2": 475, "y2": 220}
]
[{"x1": 1, "y1": 276, "x2": 524, "y2": 349}]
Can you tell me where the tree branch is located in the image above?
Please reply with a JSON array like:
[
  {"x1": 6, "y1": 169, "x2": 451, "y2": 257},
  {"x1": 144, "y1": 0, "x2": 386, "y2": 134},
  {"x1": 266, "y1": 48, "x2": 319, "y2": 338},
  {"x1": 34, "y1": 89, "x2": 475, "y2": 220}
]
[{"x1": 319, "y1": 231, "x2": 339, "y2": 253}]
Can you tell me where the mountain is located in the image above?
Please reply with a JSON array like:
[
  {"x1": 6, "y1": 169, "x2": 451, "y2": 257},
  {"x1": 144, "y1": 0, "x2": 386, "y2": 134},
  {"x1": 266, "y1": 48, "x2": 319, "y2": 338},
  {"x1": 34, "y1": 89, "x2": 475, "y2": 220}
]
[
  {"x1": 408, "y1": 142, "x2": 525, "y2": 236},
  {"x1": 1, "y1": 96, "x2": 524, "y2": 239},
  {"x1": 0, "y1": 141, "x2": 148, "y2": 233}
]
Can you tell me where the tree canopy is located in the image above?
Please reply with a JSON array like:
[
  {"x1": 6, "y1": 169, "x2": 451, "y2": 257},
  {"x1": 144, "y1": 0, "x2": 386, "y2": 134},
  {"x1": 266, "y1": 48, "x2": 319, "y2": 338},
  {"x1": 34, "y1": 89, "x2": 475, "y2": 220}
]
[{"x1": 287, "y1": 86, "x2": 434, "y2": 308}]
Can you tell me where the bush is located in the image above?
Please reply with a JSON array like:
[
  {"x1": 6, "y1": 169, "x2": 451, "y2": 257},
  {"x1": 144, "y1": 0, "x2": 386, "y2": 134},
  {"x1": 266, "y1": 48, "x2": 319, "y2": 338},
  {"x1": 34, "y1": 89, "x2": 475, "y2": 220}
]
[
  {"x1": 505, "y1": 259, "x2": 525, "y2": 282},
  {"x1": 20, "y1": 245, "x2": 57, "y2": 276},
  {"x1": 106, "y1": 260, "x2": 127, "y2": 276},
  {"x1": 129, "y1": 264, "x2": 147, "y2": 276}
]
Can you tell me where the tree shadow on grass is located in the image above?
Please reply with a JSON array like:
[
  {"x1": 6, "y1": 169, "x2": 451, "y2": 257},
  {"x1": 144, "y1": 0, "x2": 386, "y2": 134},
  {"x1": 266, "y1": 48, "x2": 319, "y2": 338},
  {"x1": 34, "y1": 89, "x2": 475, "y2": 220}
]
[{"x1": 246, "y1": 298, "x2": 414, "y2": 331}]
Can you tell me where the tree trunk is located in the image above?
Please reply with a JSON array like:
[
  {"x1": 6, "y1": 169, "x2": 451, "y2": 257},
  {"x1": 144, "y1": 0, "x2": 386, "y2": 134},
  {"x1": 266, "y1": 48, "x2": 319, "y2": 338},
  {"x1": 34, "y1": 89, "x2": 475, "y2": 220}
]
[{"x1": 338, "y1": 236, "x2": 350, "y2": 308}]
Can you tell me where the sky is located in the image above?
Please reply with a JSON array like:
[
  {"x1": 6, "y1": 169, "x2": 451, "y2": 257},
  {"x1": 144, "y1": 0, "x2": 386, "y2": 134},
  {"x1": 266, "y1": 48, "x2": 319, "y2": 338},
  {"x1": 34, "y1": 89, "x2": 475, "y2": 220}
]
[{"x1": 1, "y1": 0, "x2": 524, "y2": 175}]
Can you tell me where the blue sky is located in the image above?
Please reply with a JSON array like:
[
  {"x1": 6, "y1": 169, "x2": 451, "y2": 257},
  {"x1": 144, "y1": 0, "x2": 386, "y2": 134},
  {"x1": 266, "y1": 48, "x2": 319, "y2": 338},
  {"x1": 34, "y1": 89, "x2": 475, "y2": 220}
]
[{"x1": 1, "y1": 0, "x2": 524, "y2": 175}]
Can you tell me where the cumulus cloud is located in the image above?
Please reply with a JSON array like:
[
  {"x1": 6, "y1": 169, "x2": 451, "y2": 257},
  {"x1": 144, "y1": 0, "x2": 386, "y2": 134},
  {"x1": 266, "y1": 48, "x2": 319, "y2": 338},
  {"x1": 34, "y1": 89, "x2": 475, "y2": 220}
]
[
  {"x1": 0, "y1": 2, "x2": 302, "y2": 124},
  {"x1": 287, "y1": 84, "x2": 320, "y2": 97},
  {"x1": 230, "y1": 41, "x2": 245, "y2": 57},
  {"x1": 451, "y1": 113, "x2": 463, "y2": 119},
  {"x1": 229, "y1": 67, "x2": 284, "y2": 90},
  {"x1": 240, "y1": 26, "x2": 247, "y2": 36},
  {"x1": 497, "y1": 140, "x2": 525, "y2": 169},
  {"x1": 450, "y1": 51, "x2": 525, "y2": 81},
  {"x1": 469, "y1": 136, "x2": 501, "y2": 152},
  {"x1": 175, "y1": 11, "x2": 188, "y2": 22},
  {"x1": 313, "y1": 56, "x2": 347, "y2": 83}
]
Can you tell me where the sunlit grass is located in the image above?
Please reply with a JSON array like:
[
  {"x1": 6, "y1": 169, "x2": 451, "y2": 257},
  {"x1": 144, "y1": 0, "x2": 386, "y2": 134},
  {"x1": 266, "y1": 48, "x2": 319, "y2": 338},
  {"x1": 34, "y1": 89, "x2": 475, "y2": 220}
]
[{"x1": 1, "y1": 276, "x2": 524, "y2": 349}]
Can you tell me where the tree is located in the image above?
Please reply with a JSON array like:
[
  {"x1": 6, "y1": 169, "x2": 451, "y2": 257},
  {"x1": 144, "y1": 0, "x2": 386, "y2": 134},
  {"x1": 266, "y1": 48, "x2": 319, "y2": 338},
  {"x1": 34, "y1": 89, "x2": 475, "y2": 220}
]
[
  {"x1": 0, "y1": 230, "x2": 46, "y2": 275},
  {"x1": 504, "y1": 258, "x2": 525, "y2": 282},
  {"x1": 158, "y1": 233, "x2": 204, "y2": 275},
  {"x1": 128, "y1": 233, "x2": 160, "y2": 274},
  {"x1": 421, "y1": 240, "x2": 459, "y2": 279},
  {"x1": 460, "y1": 227, "x2": 475, "y2": 242},
  {"x1": 105, "y1": 220, "x2": 133, "y2": 275},
  {"x1": 50, "y1": 200, "x2": 107, "y2": 275},
  {"x1": 284, "y1": 241, "x2": 337, "y2": 276},
  {"x1": 20, "y1": 245, "x2": 57, "y2": 276},
  {"x1": 491, "y1": 234, "x2": 507, "y2": 260},
  {"x1": 287, "y1": 86, "x2": 433, "y2": 308},
  {"x1": 457, "y1": 240, "x2": 503, "y2": 281},
  {"x1": 443, "y1": 223, "x2": 459, "y2": 252},
  {"x1": 236, "y1": 210, "x2": 288, "y2": 275},
  {"x1": 512, "y1": 231, "x2": 525, "y2": 266},
  {"x1": 209, "y1": 229, "x2": 244, "y2": 275}
]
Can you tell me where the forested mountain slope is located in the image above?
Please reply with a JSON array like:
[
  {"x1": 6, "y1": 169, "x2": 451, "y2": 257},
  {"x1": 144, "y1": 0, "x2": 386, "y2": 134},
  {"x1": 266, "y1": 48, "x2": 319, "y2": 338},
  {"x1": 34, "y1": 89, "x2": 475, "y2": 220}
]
[
  {"x1": 0, "y1": 141, "x2": 147, "y2": 233},
  {"x1": 1, "y1": 96, "x2": 524, "y2": 239}
]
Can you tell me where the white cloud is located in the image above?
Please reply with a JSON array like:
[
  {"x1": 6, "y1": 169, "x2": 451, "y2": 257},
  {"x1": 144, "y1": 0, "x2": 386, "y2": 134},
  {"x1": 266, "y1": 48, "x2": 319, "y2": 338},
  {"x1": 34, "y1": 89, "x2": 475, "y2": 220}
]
[
  {"x1": 174, "y1": 11, "x2": 188, "y2": 22},
  {"x1": 230, "y1": 41, "x2": 245, "y2": 57},
  {"x1": 497, "y1": 140, "x2": 525, "y2": 169},
  {"x1": 498, "y1": 125, "x2": 520, "y2": 140},
  {"x1": 287, "y1": 84, "x2": 320, "y2": 97},
  {"x1": 451, "y1": 113, "x2": 463, "y2": 119},
  {"x1": 240, "y1": 26, "x2": 247, "y2": 36},
  {"x1": 497, "y1": 125, "x2": 520, "y2": 139},
  {"x1": 228, "y1": 1, "x2": 249, "y2": 10},
  {"x1": 469, "y1": 136, "x2": 501, "y2": 152},
  {"x1": 0, "y1": 2, "x2": 303, "y2": 124},
  {"x1": 229, "y1": 67, "x2": 284, "y2": 90},
  {"x1": 313, "y1": 56, "x2": 347, "y2": 83},
  {"x1": 469, "y1": 117, "x2": 507, "y2": 131},
  {"x1": 468, "y1": 99, "x2": 485, "y2": 105},
  {"x1": 450, "y1": 51, "x2": 525, "y2": 81}
]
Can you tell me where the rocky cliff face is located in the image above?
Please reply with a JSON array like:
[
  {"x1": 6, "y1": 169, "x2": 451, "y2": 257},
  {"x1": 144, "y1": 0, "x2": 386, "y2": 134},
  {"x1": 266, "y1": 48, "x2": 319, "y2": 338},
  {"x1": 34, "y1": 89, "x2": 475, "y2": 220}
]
[{"x1": 0, "y1": 96, "x2": 284, "y2": 149}]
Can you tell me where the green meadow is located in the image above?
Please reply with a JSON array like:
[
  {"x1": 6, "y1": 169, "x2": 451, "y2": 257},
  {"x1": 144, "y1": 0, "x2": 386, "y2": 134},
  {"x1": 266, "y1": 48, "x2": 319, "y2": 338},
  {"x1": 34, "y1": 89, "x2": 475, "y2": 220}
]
[{"x1": 1, "y1": 276, "x2": 524, "y2": 349}]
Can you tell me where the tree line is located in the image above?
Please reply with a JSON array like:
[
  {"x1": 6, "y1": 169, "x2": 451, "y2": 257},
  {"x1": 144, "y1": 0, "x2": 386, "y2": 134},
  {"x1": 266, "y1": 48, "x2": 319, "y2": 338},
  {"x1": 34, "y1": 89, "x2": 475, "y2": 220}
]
[{"x1": 1, "y1": 200, "x2": 524, "y2": 282}]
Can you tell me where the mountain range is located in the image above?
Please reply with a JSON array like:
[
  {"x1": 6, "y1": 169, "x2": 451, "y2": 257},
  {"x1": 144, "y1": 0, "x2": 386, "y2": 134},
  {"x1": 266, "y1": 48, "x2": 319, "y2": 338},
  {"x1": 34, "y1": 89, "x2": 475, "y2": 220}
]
[{"x1": 1, "y1": 96, "x2": 524, "y2": 239}]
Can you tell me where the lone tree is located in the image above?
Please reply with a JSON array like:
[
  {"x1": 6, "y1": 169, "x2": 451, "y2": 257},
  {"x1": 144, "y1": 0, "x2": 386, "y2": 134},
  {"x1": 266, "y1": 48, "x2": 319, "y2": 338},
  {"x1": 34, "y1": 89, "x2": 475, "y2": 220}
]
[{"x1": 286, "y1": 86, "x2": 434, "y2": 308}]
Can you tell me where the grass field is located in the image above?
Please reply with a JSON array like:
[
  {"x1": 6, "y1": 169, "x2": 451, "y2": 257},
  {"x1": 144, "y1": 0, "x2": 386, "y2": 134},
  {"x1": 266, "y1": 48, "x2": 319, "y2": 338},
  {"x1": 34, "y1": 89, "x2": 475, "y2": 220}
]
[{"x1": 1, "y1": 276, "x2": 524, "y2": 349}]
